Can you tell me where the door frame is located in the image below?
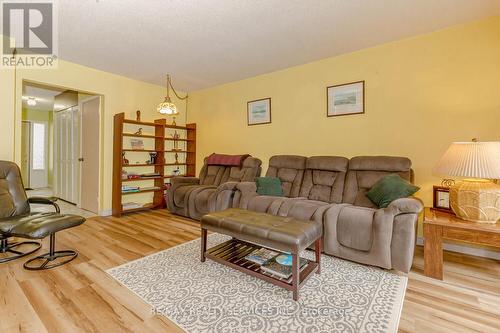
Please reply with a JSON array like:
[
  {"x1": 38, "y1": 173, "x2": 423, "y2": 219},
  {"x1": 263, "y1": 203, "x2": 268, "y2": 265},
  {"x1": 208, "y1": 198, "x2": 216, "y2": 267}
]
[
  {"x1": 78, "y1": 95, "x2": 102, "y2": 210},
  {"x1": 21, "y1": 120, "x2": 31, "y2": 188}
]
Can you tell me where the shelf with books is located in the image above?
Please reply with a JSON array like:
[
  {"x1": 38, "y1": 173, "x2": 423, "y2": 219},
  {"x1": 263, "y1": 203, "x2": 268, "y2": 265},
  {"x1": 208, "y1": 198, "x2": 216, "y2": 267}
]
[
  {"x1": 121, "y1": 187, "x2": 165, "y2": 195},
  {"x1": 113, "y1": 112, "x2": 196, "y2": 217},
  {"x1": 122, "y1": 176, "x2": 163, "y2": 182},
  {"x1": 204, "y1": 238, "x2": 318, "y2": 286}
]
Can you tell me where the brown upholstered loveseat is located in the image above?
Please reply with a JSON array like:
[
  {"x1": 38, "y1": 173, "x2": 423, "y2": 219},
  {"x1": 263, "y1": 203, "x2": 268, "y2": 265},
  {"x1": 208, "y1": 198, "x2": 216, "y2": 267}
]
[
  {"x1": 166, "y1": 155, "x2": 262, "y2": 219},
  {"x1": 226, "y1": 155, "x2": 423, "y2": 273}
]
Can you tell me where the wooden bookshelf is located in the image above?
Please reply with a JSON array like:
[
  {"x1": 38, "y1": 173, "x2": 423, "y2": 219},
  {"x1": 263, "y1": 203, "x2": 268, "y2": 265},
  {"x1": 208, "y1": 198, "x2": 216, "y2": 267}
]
[{"x1": 112, "y1": 112, "x2": 196, "y2": 217}]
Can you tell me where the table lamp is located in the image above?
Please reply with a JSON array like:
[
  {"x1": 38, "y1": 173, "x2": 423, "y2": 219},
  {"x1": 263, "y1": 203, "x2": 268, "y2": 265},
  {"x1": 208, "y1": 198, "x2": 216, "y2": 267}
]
[{"x1": 433, "y1": 140, "x2": 500, "y2": 223}]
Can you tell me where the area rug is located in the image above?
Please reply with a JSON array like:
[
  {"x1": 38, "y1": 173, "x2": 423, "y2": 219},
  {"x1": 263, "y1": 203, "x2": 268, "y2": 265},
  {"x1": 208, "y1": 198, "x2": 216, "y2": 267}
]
[{"x1": 107, "y1": 234, "x2": 407, "y2": 333}]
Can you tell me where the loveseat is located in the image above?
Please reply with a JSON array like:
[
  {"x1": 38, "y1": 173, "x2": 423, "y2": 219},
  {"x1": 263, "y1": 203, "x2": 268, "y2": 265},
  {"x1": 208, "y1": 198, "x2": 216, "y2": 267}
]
[
  {"x1": 227, "y1": 155, "x2": 423, "y2": 273},
  {"x1": 166, "y1": 154, "x2": 262, "y2": 219}
]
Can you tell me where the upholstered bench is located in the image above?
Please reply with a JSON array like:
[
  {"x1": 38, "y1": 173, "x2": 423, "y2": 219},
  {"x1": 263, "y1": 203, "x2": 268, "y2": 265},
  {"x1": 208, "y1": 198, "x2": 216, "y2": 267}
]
[{"x1": 200, "y1": 208, "x2": 322, "y2": 300}]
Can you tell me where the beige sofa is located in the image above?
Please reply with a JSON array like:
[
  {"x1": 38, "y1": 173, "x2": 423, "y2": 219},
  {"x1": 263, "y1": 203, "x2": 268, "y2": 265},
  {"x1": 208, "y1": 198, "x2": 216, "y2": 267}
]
[
  {"x1": 167, "y1": 156, "x2": 262, "y2": 219},
  {"x1": 229, "y1": 155, "x2": 423, "y2": 273}
]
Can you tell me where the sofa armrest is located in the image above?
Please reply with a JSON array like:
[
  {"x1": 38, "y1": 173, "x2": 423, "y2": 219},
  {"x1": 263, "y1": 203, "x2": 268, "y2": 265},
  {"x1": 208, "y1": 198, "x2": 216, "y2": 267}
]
[
  {"x1": 207, "y1": 182, "x2": 241, "y2": 213},
  {"x1": 216, "y1": 181, "x2": 240, "y2": 192},
  {"x1": 236, "y1": 181, "x2": 257, "y2": 194},
  {"x1": 387, "y1": 197, "x2": 424, "y2": 215},
  {"x1": 234, "y1": 182, "x2": 258, "y2": 209},
  {"x1": 170, "y1": 177, "x2": 200, "y2": 187}
]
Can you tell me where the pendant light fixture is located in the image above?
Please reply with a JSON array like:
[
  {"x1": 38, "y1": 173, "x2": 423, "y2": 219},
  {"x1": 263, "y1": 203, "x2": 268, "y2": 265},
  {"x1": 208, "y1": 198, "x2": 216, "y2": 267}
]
[{"x1": 157, "y1": 74, "x2": 188, "y2": 125}]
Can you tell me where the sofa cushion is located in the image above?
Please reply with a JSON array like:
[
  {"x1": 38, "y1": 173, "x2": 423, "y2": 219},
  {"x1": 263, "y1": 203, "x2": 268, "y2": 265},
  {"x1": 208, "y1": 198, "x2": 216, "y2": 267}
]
[
  {"x1": 283, "y1": 199, "x2": 329, "y2": 221},
  {"x1": 342, "y1": 156, "x2": 413, "y2": 208},
  {"x1": 299, "y1": 156, "x2": 348, "y2": 203},
  {"x1": 337, "y1": 206, "x2": 375, "y2": 251},
  {"x1": 265, "y1": 155, "x2": 306, "y2": 197},
  {"x1": 256, "y1": 177, "x2": 283, "y2": 196},
  {"x1": 174, "y1": 185, "x2": 202, "y2": 207},
  {"x1": 366, "y1": 174, "x2": 420, "y2": 208},
  {"x1": 247, "y1": 195, "x2": 287, "y2": 214},
  {"x1": 206, "y1": 153, "x2": 249, "y2": 166},
  {"x1": 200, "y1": 165, "x2": 227, "y2": 186}
]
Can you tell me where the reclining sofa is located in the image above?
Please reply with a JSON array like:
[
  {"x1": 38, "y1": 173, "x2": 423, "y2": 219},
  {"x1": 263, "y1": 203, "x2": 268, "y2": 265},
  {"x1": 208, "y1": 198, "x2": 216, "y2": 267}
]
[
  {"x1": 229, "y1": 155, "x2": 423, "y2": 273},
  {"x1": 166, "y1": 154, "x2": 262, "y2": 219}
]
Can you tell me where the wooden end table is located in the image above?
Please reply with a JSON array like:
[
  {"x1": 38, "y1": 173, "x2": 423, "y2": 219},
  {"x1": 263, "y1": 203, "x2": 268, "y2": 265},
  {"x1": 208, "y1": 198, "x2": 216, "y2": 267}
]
[{"x1": 423, "y1": 207, "x2": 500, "y2": 280}]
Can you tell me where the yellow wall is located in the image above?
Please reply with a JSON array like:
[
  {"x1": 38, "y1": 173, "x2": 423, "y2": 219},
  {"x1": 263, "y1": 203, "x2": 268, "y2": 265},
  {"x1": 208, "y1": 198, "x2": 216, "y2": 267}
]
[
  {"x1": 189, "y1": 16, "x2": 500, "y2": 206},
  {"x1": 21, "y1": 107, "x2": 54, "y2": 185},
  {"x1": 1, "y1": 51, "x2": 186, "y2": 213}
]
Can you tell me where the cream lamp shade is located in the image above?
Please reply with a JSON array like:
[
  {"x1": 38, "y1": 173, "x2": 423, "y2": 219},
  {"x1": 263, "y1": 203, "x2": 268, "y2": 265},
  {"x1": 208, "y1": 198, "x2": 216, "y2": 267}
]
[
  {"x1": 433, "y1": 141, "x2": 500, "y2": 179},
  {"x1": 433, "y1": 141, "x2": 500, "y2": 223}
]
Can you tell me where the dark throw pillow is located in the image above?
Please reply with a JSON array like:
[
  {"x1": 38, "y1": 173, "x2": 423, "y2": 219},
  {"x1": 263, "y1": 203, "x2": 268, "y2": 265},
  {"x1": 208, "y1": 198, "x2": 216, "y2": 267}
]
[
  {"x1": 256, "y1": 177, "x2": 283, "y2": 196},
  {"x1": 366, "y1": 174, "x2": 420, "y2": 208}
]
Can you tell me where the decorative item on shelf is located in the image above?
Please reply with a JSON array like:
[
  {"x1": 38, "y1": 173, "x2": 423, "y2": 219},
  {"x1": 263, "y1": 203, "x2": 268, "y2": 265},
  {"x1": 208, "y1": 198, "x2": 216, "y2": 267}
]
[
  {"x1": 130, "y1": 138, "x2": 144, "y2": 150},
  {"x1": 172, "y1": 167, "x2": 181, "y2": 176},
  {"x1": 171, "y1": 131, "x2": 180, "y2": 150},
  {"x1": 440, "y1": 178, "x2": 455, "y2": 187},
  {"x1": 432, "y1": 186, "x2": 453, "y2": 213},
  {"x1": 136, "y1": 110, "x2": 141, "y2": 122},
  {"x1": 247, "y1": 98, "x2": 271, "y2": 126},
  {"x1": 122, "y1": 152, "x2": 129, "y2": 165},
  {"x1": 433, "y1": 139, "x2": 500, "y2": 223},
  {"x1": 149, "y1": 152, "x2": 157, "y2": 164},
  {"x1": 327, "y1": 81, "x2": 365, "y2": 117},
  {"x1": 157, "y1": 74, "x2": 188, "y2": 126},
  {"x1": 121, "y1": 170, "x2": 128, "y2": 180},
  {"x1": 174, "y1": 152, "x2": 179, "y2": 164},
  {"x1": 134, "y1": 127, "x2": 143, "y2": 136}
]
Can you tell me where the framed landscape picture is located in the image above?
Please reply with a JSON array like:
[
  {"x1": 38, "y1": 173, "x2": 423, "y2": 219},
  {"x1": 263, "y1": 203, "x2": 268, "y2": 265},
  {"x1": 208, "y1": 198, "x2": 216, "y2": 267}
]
[
  {"x1": 327, "y1": 81, "x2": 364, "y2": 117},
  {"x1": 247, "y1": 98, "x2": 271, "y2": 125}
]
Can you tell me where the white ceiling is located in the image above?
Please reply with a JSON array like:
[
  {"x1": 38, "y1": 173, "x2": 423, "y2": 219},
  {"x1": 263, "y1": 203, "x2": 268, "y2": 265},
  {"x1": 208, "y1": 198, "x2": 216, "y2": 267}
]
[
  {"x1": 58, "y1": 0, "x2": 500, "y2": 91},
  {"x1": 22, "y1": 85, "x2": 63, "y2": 111}
]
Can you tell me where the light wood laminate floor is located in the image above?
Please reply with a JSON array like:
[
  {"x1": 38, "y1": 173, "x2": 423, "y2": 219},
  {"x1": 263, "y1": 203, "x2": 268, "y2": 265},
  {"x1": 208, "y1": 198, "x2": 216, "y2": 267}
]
[{"x1": 1, "y1": 210, "x2": 499, "y2": 333}]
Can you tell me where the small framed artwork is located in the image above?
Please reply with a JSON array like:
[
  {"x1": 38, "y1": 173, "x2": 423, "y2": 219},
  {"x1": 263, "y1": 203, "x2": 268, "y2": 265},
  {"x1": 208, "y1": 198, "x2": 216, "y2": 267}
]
[
  {"x1": 432, "y1": 186, "x2": 453, "y2": 213},
  {"x1": 327, "y1": 81, "x2": 364, "y2": 117},
  {"x1": 247, "y1": 98, "x2": 271, "y2": 126}
]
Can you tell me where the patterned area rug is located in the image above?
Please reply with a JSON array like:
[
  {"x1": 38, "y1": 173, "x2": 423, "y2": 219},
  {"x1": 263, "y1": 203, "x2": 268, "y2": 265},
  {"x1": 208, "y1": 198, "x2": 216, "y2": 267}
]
[{"x1": 107, "y1": 234, "x2": 407, "y2": 333}]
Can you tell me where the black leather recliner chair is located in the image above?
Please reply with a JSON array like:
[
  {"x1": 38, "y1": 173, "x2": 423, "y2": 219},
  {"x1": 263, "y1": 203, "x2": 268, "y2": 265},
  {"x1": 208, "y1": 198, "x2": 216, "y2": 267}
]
[{"x1": 0, "y1": 161, "x2": 85, "y2": 270}]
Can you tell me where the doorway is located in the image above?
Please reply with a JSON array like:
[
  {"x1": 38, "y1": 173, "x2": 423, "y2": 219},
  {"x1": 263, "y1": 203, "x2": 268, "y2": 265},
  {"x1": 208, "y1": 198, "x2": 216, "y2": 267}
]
[{"x1": 21, "y1": 81, "x2": 101, "y2": 215}]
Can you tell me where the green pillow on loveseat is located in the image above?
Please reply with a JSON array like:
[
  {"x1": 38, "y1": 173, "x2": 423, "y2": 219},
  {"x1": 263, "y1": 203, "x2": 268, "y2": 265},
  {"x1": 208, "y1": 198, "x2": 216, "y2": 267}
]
[
  {"x1": 255, "y1": 177, "x2": 283, "y2": 196},
  {"x1": 366, "y1": 173, "x2": 420, "y2": 208}
]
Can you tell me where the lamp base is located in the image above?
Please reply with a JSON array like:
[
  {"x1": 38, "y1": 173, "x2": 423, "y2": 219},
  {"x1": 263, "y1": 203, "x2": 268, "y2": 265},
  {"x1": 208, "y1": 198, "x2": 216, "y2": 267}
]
[{"x1": 450, "y1": 180, "x2": 500, "y2": 223}]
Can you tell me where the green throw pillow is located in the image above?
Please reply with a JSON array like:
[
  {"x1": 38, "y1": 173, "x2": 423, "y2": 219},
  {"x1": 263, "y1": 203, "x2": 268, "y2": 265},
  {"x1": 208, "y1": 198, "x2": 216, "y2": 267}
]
[
  {"x1": 366, "y1": 174, "x2": 420, "y2": 208},
  {"x1": 256, "y1": 177, "x2": 283, "y2": 196}
]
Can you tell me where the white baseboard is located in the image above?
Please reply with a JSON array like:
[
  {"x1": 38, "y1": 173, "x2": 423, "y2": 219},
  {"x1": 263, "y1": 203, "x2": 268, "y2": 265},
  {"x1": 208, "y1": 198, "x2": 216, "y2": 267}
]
[
  {"x1": 99, "y1": 209, "x2": 112, "y2": 216},
  {"x1": 416, "y1": 237, "x2": 500, "y2": 260}
]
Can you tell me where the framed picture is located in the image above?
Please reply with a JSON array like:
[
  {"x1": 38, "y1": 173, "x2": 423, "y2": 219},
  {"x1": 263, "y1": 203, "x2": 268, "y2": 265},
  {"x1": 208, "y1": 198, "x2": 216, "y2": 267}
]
[
  {"x1": 327, "y1": 81, "x2": 364, "y2": 117},
  {"x1": 432, "y1": 186, "x2": 453, "y2": 213},
  {"x1": 247, "y1": 98, "x2": 271, "y2": 126}
]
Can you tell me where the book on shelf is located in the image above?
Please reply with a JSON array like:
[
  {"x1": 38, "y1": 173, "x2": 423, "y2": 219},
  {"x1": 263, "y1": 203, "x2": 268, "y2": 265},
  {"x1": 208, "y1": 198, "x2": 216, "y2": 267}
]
[
  {"x1": 260, "y1": 255, "x2": 308, "y2": 279},
  {"x1": 140, "y1": 186, "x2": 161, "y2": 191},
  {"x1": 121, "y1": 185, "x2": 140, "y2": 193},
  {"x1": 122, "y1": 202, "x2": 143, "y2": 210},
  {"x1": 140, "y1": 172, "x2": 161, "y2": 177},
  {"x1": 245, "y1": 248, "x2": 280, "y2": 265}
]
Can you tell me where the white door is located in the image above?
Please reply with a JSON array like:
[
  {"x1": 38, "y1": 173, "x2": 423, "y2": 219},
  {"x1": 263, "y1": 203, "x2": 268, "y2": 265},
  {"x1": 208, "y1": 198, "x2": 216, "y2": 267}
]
[
  {"x1": 79, "y1": 96, "x2": 100, "y2": 213},
  {"x1": 21, "y1": 121, "x2": 31, "y2": 187},
  {"x1": 54, "y1": 107, "x2": 80, "y2": 203},
  {"x1": 29, "y1": 121, "x2": 49, "y2": 189}
]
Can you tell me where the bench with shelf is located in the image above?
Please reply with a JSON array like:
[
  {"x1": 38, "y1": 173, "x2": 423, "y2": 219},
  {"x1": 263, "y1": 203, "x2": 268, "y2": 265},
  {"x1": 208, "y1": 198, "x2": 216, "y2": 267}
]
[{"x1": 112, "y1": 112, "x2": 196, "y2": 217}]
